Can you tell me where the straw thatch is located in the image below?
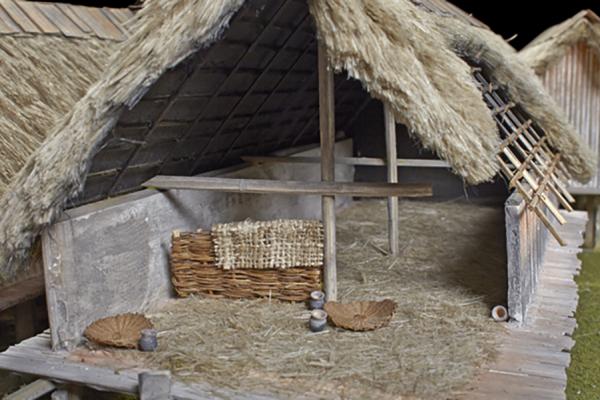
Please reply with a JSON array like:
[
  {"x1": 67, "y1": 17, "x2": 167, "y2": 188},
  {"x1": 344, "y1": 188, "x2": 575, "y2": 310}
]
[
  {"x1": 0, "y1": 36, "x2": 117, "y2": 198},
  {"x1": 430, "y1": 10, "x2": 597, "y2": 184},
  {"x1": 0, "y1": 0, "x2": 593, "y2": 282},
  {"x1": 520, "y1": 10, "x2": 600, "y2": 74}
]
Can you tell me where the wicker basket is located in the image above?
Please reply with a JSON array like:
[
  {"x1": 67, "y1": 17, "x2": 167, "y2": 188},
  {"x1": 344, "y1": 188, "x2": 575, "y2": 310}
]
[{"x1": 171, "y1": 231, "x2": 322, "y2": 301}]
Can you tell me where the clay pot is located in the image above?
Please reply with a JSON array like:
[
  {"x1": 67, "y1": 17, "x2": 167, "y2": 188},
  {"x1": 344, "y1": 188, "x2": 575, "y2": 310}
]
[
  {"x1": 139, "y1": 329, "x2": 158, "y2": 352},
  {"x1": 309, "y1": 309, "x2": 328, "y2": 332},
  {"x1": 309, "y1": 290, "x2": 325, "y2": 310}
]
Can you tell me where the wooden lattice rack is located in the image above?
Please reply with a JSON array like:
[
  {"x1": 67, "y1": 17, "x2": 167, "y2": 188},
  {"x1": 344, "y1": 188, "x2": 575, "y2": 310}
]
[{"x1": 473, "y1": 68, "x2": 576, "y2": 246}]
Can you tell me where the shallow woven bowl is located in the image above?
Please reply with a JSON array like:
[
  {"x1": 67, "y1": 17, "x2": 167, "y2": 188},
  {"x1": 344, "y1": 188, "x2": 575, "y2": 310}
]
[
  {"x1": 84, "y1": 313, "x2": 153, "y2": 349},
  {"x1": 324, "y1": 299, "x2": 397, "y2": 331}
]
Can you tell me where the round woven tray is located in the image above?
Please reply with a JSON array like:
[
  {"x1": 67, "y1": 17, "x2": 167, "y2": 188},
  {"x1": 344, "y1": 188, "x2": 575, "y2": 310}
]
[
  {"x1": 324, "y1": 299, "x2": 397, "y2": 331},
  {"x1": 84, "y1": 313, "x2": 153, "y2": 349}
]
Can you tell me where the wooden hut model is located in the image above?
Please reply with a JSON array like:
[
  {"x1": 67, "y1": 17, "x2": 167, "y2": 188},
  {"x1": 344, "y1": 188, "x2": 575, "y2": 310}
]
[{"x1": 0, "y1": 0, "x2": 593, "y2": 397}]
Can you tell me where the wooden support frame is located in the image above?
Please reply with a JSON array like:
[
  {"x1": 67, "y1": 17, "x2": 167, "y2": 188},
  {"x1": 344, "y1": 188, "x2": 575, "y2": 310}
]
[
  {"x1": 384, "y1": 103, "x2": 399, "y2": 255},
  {"x1": 241, "y1": 155, "x2": 451, "y2": 168},
  {"x1": 143, "y1": 176, "x2": 433, "y2": 198},
  {"x1": 318, "y1": 43, "x2": 337, "y2": 301},
  {"x1": 472, "y1": 69, "x2": 574, "y2": 246}
]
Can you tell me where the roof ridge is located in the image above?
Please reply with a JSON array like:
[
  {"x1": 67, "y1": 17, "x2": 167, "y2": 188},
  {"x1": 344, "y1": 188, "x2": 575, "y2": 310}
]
[{"x1": 0, "y1": 0, "x2": 134, "y2": 41}]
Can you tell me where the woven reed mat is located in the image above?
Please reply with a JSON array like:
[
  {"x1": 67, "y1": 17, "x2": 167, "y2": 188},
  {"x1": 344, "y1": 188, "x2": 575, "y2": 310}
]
[{"x1": 211, "y1": 219, "x2": 323, "y2": 270}]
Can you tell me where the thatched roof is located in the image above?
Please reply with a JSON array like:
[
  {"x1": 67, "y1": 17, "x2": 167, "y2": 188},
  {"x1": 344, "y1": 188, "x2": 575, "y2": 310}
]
[
  {"x1": 520, "y1": 10, "x2": 600, "y2": 74},
  {"x1": 0, "y1": 1, "x2": 133, "y2": 197},
  {"x1": 0, "y1": 0, "x2": 593, "y2": 282}
]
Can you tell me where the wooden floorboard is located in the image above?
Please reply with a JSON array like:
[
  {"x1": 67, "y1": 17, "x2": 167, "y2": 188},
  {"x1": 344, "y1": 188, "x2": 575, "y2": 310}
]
[
  {"x1": 0, "y1": 330, "x2": 280, "y2": 399},
  {"x1": 460, "y1": 210, "x2": 586, "y2": 400}
]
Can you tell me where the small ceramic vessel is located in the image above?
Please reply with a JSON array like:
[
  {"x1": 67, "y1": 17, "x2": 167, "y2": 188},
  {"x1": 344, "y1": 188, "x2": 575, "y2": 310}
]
[
  {"x1": 309, "y1": 290, "x2": 325, "y2": 310},
  {"x1": 309, "y1": 309, "x2": 328, "y2": 332},
  {"x1": 491, "y1": 305, "x2": 508, "y2": 322},
  {"x1": 139, "y1": 328, "x2": 158, "y2": 351}
]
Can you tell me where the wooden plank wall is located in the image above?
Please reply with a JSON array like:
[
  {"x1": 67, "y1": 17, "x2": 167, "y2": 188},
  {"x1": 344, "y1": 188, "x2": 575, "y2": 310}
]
[
  {"x1": 42, "y1": 142, "x2": 354, "y2": 351},
  {"x1": 505, "y1": 191, "x2": 552, "y2": 322}
]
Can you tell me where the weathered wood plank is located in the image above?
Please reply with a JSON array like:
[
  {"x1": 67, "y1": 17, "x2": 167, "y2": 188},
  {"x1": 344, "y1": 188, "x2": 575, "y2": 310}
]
[
  {"x1": 139, "y1": 371, "x2": 171, "y2": 400},
  {"x1": 16, "y1": 1, "x2": 60, "y2": 34},
  {"x1": 4, "y1": 379, "x2": 56, "y2": 400},
  {"x1": 143, "y1": 176, "x2": 433, "y2": 198},
  {"x1": 241, "y1": 155, "x2": 452, "y2": 168},
  {"x1": 0, "y1": 275, "x2": 44, "y2": 313}
]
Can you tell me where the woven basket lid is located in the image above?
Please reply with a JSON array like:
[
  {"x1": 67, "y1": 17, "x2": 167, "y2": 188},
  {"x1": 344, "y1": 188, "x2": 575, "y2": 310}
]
[
  {"x1": 84, "y1": 313, "x2": 153, "y2": 349},
  {"x1": 324, "y1": 299, "x2": 397, "y2": 331}
]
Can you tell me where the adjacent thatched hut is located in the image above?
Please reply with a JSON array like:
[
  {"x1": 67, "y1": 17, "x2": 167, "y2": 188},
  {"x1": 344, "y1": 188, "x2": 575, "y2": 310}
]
[{"x1": 520, "y1": 10, "x2": 600, "y2": 195}]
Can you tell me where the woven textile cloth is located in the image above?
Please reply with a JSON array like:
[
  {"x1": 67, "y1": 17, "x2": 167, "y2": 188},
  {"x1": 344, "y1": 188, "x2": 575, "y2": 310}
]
[{"x1": 211, "y1": 219, "x2": 324, "y2": 270}]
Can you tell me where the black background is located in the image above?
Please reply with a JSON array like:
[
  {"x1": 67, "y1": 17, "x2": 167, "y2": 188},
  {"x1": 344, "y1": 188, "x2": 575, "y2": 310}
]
[
  {"x1": 42, "y1": 1, "x2": 600, "y2": 49},
  {"x1": 453, "y1": 1, "x2": 600, "y2": 49}
]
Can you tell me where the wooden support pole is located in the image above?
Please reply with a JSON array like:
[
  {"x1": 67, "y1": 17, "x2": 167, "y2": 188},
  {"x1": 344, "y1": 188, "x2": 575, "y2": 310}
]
[
  {"x1": 384, "y1": 103, "x2": 399, "y2": 255},
  {"x1": 143, "y1": 176, "x2": 432, "y2": 198},
  {"x1": 4, "y1": 379, "x2": 56, "y2": 400},
  {"x1": 14, "y1": 300, "x2": 36, "y2": 342},
  {"x1": 318, "y1": 43, "x2": 337, "y2": 301}
]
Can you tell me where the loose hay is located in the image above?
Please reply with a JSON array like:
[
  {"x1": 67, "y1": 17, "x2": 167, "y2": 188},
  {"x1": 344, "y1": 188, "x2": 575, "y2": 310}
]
[{"x1": 139, "y1": 200, "x2": 506, "y2": 399}]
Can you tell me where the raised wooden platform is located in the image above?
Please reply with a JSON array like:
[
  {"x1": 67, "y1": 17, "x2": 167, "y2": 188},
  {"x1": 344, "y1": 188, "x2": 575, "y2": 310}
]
[
  {"x1": 0, "y1": 211, "x2": 586, "y2": 399},
  {"x1": 460, "y1": 210, "x2": 586, "y2": 400},
  {"x1": 0, "y1": 331, "x2": 276, "y2": 399}
]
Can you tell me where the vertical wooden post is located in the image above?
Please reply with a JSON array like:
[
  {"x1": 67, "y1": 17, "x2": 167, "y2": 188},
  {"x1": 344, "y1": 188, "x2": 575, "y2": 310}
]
[
  {"x1": 14, "y1": 300, "x2": 36, "y2": 342},
  {"x1": 139, "y1": 371, "x2": 171, "y2": 400},
  {"x1": 384, "y1": 103, "x2": 399, "y2": 255},
  {"x1": 318, "y1": 43, "x2": 337, "y2": 301}
]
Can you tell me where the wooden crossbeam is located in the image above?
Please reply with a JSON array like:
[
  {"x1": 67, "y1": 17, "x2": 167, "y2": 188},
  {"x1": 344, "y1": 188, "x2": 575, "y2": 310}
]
[
  {"x1": 241, "y1": 155, "x2": 451, "y2": 168},
  {"x1": 497, "y1": 158, "x2": 566, "y2": 246},
  {"x1": 143, "y1": 176, "x2": 434, "y2": 198},
  {"x1": 485, "y1": 88, "x2": 575, "y2": 203},
  {"x1": 499, "y1": 148, "x2": 566, "y2": 225}
]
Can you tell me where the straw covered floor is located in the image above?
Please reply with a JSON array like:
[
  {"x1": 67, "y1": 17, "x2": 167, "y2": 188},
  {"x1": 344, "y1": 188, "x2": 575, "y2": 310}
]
[{"x1": 109, "y1": 200, "x2": 506, "y2": 399}]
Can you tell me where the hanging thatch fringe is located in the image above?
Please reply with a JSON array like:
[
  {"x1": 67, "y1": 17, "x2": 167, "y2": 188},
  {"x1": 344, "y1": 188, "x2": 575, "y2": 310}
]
[
  {"x1": 0, "y1": 0, "x2": 246, "y2": 282},
  {"x1": 309, "y1": 0, "x2": 500, "y2": 184},
  {"x1": 519, "y1": 10, "x2": 600, "y2": 74},
  {"x1": 0, "y1": 0, "x2": 594, "y2": 283},
  {"x1": 435, "y1": 14, "x2": 597, "y2": 182},
  {"x1": 0, "y1": 36, "x2": 117, "y2": 197}
]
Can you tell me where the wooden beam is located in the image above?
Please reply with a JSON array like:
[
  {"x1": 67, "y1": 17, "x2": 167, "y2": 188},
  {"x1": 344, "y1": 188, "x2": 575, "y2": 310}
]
[
  {"x1": 139, "y1": 371, "x2": 171, "y2": 400},
  {"x1": 4, "y1": 379, "x2": 56, "y2": 400},
  {"x1": 14, "y1": 300, "x2": 36, "y2": 342},
  {"x1": 0, "y1": 275, "x2": 44, "y2": 313},
  {"x1": 143, "y1": 176, "x2": 433, "y2": 198},
  {"x1": 241, "y1": 155, "x2": 451, "y2": 168},
  {"x1": 318, "y1": 43, "x2": 337, "y2": 301},
  {"x1": 384, "y1": 103, "x2": 399, "y2": 255}
]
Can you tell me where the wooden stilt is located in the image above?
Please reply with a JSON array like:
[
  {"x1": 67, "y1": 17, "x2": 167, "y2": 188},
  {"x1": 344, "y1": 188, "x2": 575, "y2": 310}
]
[
  {"x1": 383, "y1": 103, "x2": 399, "y2": 255},
  {"x1": 318, "y1": 43, "x2": 337, "y2": 301},
  {"x1": 14, "y1": 300, "x2": 36, "y2": 342}
]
